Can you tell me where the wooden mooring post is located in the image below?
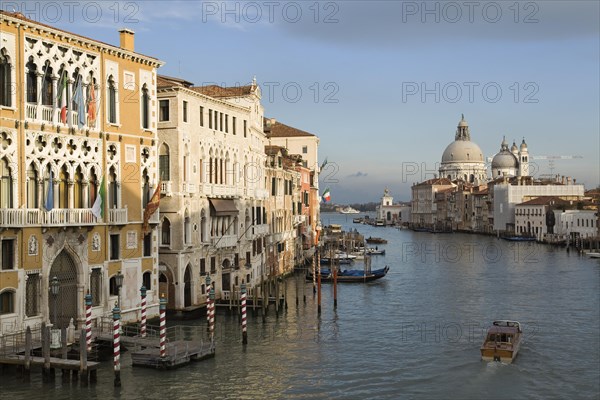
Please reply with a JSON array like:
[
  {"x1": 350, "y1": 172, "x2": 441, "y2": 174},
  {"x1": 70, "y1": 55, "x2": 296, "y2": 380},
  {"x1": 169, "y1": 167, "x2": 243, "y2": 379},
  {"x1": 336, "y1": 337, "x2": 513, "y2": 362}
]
[
  {"x1": 79, "y1": 328, "x2": 88, "y2": 385},
  {"x1": 113, "y1": 303, "x2": 121, "y2": 388},
  {"x1": 23, "y1": 327, "x2": 31, "y2": 381},
  {"x1": 317, "y1": 248, "x2": 322, "y2": 315},
  {"x1": 42, "y1": 324, "x2": 53, "y2": 383},
  {"x1": 241, "y1": 283, "x2": 248, "y2": 345},
  {"x1": 62, "y1": 327, "x2": 69, "y2": 383}
]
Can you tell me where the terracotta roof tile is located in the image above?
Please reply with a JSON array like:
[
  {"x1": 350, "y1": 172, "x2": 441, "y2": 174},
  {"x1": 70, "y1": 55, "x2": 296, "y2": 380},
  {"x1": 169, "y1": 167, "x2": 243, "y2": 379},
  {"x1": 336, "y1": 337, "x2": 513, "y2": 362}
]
[
  {"x1": 264, "y1": 118, "x2": 315, "y2": 138},
  {"x1": 414, "y1": 178, "x2": 454, "y2": 187},
  {"x1": 191, "y1": 85, "x2": 253, "y2": 98},
  {"x1": 517, "y1": 196, "x2": 570, "y2": 206},
  {"x1": 157, "y1": 75, "x2": 194, "y2": 88}
]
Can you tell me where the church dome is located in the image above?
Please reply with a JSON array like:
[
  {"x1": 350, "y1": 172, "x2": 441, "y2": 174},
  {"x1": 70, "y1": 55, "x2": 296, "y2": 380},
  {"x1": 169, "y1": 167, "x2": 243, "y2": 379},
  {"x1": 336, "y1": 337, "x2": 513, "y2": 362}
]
[
  {"x1": 441, "y1": 140, "x2": 484, "y2": 163},
  {"x1": 440, "y1": 115, "x2": 484, "y2": 164},
  {"x1": 492, "y1": 151, "x2": 519, "y2": 169}
]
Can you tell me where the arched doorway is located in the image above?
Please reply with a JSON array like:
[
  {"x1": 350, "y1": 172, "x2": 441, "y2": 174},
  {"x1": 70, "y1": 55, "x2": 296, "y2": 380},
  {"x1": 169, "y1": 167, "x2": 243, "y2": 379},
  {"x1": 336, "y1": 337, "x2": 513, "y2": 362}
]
[
  {"x1": 183, "y1": 264, "x2": 192, "y2": 307},
  {"x1": 48, "y1": 250, "x2": 78, "y2": 329},
  {"x1": 221, "y1": 259, "x2": 231, "y2": 295},
  {"x1": 158, "y1": 265, "x2": 175, "y2": 309}
]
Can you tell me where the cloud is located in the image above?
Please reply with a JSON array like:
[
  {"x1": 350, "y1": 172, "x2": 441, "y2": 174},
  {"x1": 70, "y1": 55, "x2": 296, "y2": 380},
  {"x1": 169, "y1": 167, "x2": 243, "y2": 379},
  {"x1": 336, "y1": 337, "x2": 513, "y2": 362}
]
[
  {"x1": 348, "y1": 171, "x2": 368, "y2": 178},
  {"x1": 275, "y1": 1, "x2": 599, "y2": 48}
]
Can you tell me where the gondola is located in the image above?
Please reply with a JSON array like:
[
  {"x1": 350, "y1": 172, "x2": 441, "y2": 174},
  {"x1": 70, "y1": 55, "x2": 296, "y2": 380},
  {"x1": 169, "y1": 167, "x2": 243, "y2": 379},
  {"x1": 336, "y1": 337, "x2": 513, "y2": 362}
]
[{"x1": 307, "y1": 266, "x2": 389, "y2": 283}]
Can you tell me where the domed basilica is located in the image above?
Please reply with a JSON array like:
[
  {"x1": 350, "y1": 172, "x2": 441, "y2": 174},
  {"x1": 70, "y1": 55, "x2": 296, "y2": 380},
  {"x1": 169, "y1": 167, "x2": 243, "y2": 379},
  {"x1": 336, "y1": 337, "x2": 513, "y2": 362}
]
[
  {"x1": 438, "y1": 115, "x2": 531, "y2": 183},
  {"x1": 490, "y1": 137, "x2": 529, "y2": 178},
  {"x1": 439, "y1": 115, "x2": 487, "y2": 184}
]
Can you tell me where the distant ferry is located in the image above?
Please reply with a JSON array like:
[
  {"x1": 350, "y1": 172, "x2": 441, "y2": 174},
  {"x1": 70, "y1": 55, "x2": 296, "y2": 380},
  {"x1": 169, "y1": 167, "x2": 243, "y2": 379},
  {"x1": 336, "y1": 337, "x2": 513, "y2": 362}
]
[{"x1": 339, "y1": 206, "x2": 360, "y2": 214}]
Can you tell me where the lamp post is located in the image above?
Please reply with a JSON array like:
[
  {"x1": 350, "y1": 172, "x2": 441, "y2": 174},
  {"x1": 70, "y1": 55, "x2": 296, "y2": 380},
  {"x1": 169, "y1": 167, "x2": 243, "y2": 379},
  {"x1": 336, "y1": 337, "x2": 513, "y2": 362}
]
[
  {"x1": 49, "y1": 276, "x2": 60, "y2": 349},
  {"x1": 115, "y1": 271, "x2": 124, "y2": 331},
  {"x1": 50, "y1": 276, "x2": 59, "y2": 326},
  {"x1": 115, "y1": 270, "x2": 124, "y2": 310}
]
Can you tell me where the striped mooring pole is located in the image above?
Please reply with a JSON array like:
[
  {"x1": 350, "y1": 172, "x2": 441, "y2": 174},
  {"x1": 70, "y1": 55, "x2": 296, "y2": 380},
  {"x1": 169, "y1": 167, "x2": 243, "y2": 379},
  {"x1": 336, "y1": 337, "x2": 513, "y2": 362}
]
[
  {"x1": 85, "y1": 292, "x2": 92, "y2": 352},
  {"x1": 209, "y1": 286, "x2": 215, "y2": 341},
  {"x1": 159, "y1": 294, "x2": 167, "y2": 358},
  {"x1": 140, "y1": 286, "x2": 147, "y2": 338},
  {"x1": 112, "y1": 303, "x2": 121, "y2": 387},
  {"x1": 205, "y1": 276, "x2": 212, "y2": 332},
  {"x1": 241, "y1": 283, "x2": 247, "y2": 345}
]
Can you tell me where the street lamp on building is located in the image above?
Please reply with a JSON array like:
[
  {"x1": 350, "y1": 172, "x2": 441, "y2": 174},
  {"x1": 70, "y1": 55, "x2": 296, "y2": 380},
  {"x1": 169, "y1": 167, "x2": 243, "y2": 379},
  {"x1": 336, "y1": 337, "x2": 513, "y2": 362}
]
[
  {"x1": 50, "y1": 276, "x2": 59, "y2": 326},
  {"x1": 115, "y1": 270, "x2": 124, "y2": 309}
]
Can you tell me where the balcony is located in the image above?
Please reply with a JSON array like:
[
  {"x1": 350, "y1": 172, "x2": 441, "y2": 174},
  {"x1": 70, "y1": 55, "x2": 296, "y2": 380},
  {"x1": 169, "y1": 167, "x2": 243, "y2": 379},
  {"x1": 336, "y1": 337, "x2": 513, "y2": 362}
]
[
  {"x1": 26, "y1": 103, "x2": 37, "y2": 120},
  {"x1": 108, "y1": 208, "x2": 128, "y2": 225},
  {"x1": 161, "y1": 181, "x2": 173, "y2": 197},
  {"x1": 41, "y1": 105, "x2": 53, "y2": 122},
  {"x1": 212, "y1": 185, "x2": 236, "y2": 197},
  {"x1": 0, "y1": 208, "x2": 96, "y2": 227},
  {"x1": 253, "y1": 224, "x2": 270, "y2": 236},
  {"x1": 199, "y1": 183, "x2": 212, "y2": 196},
  {"x1": 182, "y1": 182, "x2": 197, "y2": 194},
  {"x1": 294, "y1": 215, "x2": 306, "y2": 226},
  {"x1": 254, "y1": 188, "x2": 269, "y2": 199},
  {"x1": 148, "y1": 210, "x2": 160, "y2": 224},
  {"x1": 25, "y1": 103, "x2": 98, "y2": 130},
  {"x1": 211, "y1": 234, "x2": 237, "y2": 248}
]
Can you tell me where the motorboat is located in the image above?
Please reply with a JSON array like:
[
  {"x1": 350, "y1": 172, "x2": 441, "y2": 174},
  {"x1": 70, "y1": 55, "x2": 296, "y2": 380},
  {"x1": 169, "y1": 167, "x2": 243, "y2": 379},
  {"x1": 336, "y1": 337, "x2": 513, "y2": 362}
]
[
  {"x1": 365, "y1": 237, "x2": 387, "y2": 244},
  {"x1": 480, "y1": 320, "x2": 523, "y2": 363},
  {"x1": 339, "y1": 206, "x2": 360, "y2": 214}
]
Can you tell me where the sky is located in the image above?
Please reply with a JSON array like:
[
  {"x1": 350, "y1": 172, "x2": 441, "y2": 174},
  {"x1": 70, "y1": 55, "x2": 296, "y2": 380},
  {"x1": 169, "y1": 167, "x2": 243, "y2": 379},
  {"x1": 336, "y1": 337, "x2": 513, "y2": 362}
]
[{"x1": 7, "y1": 0, "x2": 599, "y2": 203}]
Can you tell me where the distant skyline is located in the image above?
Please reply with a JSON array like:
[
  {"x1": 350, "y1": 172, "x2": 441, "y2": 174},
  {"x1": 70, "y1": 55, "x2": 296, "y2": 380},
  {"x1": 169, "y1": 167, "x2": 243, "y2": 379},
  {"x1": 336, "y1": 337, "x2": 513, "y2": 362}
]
[{"x1": 14, "y1": 0, "x2": 599, "y2": 203}]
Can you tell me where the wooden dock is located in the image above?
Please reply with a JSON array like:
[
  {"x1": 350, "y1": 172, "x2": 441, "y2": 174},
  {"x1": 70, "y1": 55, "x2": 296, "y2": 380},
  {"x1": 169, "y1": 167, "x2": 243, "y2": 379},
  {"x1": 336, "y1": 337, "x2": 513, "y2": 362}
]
[
  {"x1": 0, "y1": 354, "x2": 99, "y2": 371},
  {"x1": 131, "y1": 340, "x2": 215, "y2": 369},
  {"x1": 91, "y1": 322, "x2": 214, "y2": 370}
]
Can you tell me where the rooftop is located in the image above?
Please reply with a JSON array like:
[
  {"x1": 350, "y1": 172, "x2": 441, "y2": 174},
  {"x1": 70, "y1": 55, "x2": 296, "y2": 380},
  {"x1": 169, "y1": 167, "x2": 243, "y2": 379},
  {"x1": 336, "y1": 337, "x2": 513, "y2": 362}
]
[{"x1": 264, "y1": 118, "x2": 316, "y2": 138}]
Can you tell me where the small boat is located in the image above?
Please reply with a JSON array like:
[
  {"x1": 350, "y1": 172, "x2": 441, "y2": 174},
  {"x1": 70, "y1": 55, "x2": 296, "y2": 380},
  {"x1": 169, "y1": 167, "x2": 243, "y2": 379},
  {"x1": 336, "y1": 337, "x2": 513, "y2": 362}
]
[
  {"x1": 365, "y1": 247, "x2": 385, "y2": 255},
  {"x1": 320, "y1": 253, "x2": 355, "y2": 265},
  {"x1": 339, "y1": 206, "x2": 360, "y2": 214},
  {"x1": 307, "y1": 266, "x2": 390, "y2": 283},
  {"x1": 501, "y1": 236, "x2": 536, "y2": 242},
  {"x1": 586, "y1": 252, "x2": 600, "y2": 258},
  {"x1": 480, "y1": 320, "x2": 523, "y2": 363},
  {"x1": 366, "y1": 237, "x2": 387, "y2": 244}
]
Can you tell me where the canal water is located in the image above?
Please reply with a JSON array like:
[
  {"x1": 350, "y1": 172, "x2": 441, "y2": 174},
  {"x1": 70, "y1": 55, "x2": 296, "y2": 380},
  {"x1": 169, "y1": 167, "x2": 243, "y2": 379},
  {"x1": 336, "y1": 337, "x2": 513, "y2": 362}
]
[{"x1": 2, "y1": 212, "x2": 599, "y2": 399}]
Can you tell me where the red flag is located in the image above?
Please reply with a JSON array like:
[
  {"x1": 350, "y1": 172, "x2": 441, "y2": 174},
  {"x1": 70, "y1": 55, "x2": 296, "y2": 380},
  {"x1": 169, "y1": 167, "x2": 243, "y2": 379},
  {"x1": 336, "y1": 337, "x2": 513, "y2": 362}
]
[
  {"x1": 88, "y1": 83, "x2": 96, "y2": 126},
  {"x1": 142, "y1": 182, "x2": 161, "y2": 234}
]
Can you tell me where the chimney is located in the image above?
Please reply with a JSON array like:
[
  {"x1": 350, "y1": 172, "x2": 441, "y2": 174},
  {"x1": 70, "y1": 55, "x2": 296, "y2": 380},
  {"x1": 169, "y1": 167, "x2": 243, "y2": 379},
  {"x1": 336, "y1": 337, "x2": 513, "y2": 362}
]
[{"x1": 119, "y1": 28, "x2": 135, "y2": 52}]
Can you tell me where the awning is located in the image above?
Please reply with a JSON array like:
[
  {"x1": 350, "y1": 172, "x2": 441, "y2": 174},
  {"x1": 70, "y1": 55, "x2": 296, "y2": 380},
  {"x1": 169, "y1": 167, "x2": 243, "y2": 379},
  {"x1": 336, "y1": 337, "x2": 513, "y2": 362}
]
[{"x1": 208, "y1": 198, "x2": 238, "y2": 216}]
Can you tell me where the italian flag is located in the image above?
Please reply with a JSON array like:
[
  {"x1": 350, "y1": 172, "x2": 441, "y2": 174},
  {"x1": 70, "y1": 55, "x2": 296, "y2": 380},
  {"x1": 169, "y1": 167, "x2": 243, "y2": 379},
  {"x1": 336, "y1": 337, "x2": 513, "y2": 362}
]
[
  {"x1": 57, "y1": 72, "x2": 68, "y2": 123},
  {"x1": 91, "y1": 175, "x2": 106, "y2": 219},
  {"x1": 322, "y1": 188, "x2": 331, "y2": 202}
]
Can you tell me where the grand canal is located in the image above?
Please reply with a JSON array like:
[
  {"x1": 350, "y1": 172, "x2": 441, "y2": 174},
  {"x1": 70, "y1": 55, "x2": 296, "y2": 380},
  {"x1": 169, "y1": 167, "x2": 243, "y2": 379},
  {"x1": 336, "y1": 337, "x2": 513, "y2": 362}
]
[{"x1": 1, "y1": 213, "x2": 599, "y2": 399}]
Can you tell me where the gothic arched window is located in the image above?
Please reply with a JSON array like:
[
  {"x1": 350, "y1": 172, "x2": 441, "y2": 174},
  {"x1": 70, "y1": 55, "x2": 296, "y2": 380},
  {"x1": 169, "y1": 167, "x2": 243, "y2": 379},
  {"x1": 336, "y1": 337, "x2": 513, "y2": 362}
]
[
  {"x1": 0, "y1": 49, "x2": 12, "y2": 107},
  {"x1": 0, "y1": 157, "x2": 13, "y2": 208},
  {"x1": 141, "y1": 84, "x2": 149, "y2": 129},
  {"x1": 107, "y1": 75, "x2": 117, "y2": 123}
]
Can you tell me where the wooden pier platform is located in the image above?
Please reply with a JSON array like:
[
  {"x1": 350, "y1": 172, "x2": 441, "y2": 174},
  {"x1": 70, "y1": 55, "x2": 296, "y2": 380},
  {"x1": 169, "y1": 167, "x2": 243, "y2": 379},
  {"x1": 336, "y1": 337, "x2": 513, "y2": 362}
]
[
  {"x1": 131, "y1": 340, "x2": 214, "y2": 369},
  {"x1": 0, "y1": 354, "x2": 99, "y2": 371}
]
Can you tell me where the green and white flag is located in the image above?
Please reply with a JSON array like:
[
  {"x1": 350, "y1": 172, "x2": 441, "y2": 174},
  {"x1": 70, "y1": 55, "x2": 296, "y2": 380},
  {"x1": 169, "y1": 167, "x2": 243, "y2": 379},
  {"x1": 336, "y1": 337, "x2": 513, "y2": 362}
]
[{"x1": 91, "y1": 175, "x2": 106, "y2": 219}]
